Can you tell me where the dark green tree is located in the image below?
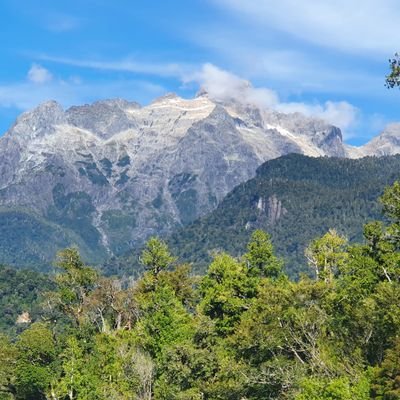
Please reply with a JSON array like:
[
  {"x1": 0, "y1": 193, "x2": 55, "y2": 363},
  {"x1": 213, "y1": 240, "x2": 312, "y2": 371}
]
[
  {"x1": 15, "y1": 323, "x2": 56, "y2": 400},
  {"x1": 199, "y1": 253, "x2": 255, "y2": 336},
  {"x1": 0, "y1": 334, "x2": 17, "y2": 399},
  {"x1": 140, "y1": 237, "x2": 176, "y2": 276},
  {"x1": 371, "y1": 337, "x2": 400, "y2": 399},
  {"x1": 244, "y1": 229, "x2": 283, "y2": 279}
]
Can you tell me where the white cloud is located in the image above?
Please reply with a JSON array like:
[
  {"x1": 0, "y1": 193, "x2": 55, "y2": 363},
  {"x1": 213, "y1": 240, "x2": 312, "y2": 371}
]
[
  {"x1": 184, "y1": 63, "x2": 278, "y2": 107},
  {"x1": 185, "y1": 19, "x2": 385, "y2": 98},
  {"x1": 27, "y1": 64, "x2": 53, "y2": 84},
  {"x1": 186, "y1": 63, "x2": 358, "y2": 136},
  {"x1": 44, "y1": 13, "x2": 81, "y2": 32},
  {"x1": 212, "y1": 0, "x2": 400, "y2": 56},
  {"x1": 277, "y1": 101, "x2": 359, "y2": 136}
]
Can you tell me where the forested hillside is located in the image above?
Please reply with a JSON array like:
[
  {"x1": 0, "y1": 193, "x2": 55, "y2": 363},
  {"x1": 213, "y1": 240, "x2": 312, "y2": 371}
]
[
  {"x1": 1, "y1": 180, "x2": 400, "y2": 399},
  {"x1": 168, "y1": 154, "x2": 400, "y2": 277},
  {"x1": 5, "y1": 154, "x2": 400, "y2": 277},
  {"x1": 0, "y1": 266, "x2": 54, "y2": 335}
]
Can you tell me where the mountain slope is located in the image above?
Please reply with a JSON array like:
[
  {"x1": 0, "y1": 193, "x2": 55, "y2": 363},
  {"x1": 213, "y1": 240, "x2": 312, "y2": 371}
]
[
  {"x1": 356, "y1": 123, "x2": 400, "y2": 156},
  {"x1": 0, "y1": 207, "x2": 102, "y2": 270},
  {"x1": 0, "y1": 93, "x2": 354, "y2": 269},
  {"x1": 167, "y1": 154, "x2": 400, "y2": 277}
]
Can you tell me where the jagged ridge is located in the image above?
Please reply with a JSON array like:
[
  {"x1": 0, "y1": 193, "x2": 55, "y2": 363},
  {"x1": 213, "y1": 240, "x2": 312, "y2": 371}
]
[{"x1": 0, "y1": 92, "x2": 397, "y2": 269}]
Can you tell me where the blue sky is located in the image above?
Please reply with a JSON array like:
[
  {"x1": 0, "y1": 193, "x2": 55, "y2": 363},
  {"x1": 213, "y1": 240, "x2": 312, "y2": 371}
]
[{"x1": 1, "y1": 0, "x2": 400, "y2": 145}]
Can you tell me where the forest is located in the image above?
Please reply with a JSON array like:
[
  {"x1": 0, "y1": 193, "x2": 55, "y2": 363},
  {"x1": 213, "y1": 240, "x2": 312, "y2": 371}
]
[
  {"x1": 167, "y1": 154, "x2": 400, "y2": 278},
  {"x1": 1, "y1": 181, "x2": 400, "y2": 400}
]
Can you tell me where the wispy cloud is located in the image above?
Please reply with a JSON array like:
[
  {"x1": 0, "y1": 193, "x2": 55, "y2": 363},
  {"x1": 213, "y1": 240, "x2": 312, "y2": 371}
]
[
  {"x1": 39, "y1": 55, "x2": 194, "y2": 79},
  {"x1": 277, "y1": 101, "x2": 359, "y2": 138},
  {"x1": 211, "y1": 0, "x2": 400, "y2": 56},
  {"x1": 38, "y1": 51, "x2": 373, "y2": 98},
  {"x1": 185, "y1": 21, "x2": 384, "y2": 98},
  {"x1": 43, "y1": 13, "x2": 81, "y2": 32},
  {"x1": 184, "y1": 63, "x2": 279, "y2": 107}
]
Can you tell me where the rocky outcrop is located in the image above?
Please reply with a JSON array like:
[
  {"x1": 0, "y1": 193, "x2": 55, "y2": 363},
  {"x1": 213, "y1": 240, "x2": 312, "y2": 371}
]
[
  {"x1": 355, "y1": 123, "x2": 400, "y2": 156},
  {"x1": 16, "y1": 312, "x2": 31, "y2": 324},
  {"x1": 267, "y1": 195, "x2": 287, "y2": 225}
]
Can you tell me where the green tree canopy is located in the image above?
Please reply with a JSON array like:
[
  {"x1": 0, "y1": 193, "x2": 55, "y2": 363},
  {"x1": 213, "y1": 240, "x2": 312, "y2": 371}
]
[
  {"x1": 305, "y1": 229, "x2": 348, "y2": 283},
  {"x1": 140, "y1": 237, "x2": 176, "y2": 276},
  {"x1": 244, "y1": 229, "x2": 283, "y2": 279}
]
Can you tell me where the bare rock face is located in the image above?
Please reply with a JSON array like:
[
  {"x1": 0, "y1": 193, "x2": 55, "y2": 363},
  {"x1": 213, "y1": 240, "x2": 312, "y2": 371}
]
[
  {"x1": 16, "y1": 312, "x2": 31, "y2": 324},
  {"x1": 267, "y1": 195, "x2": 287, "y2": 225},
  {"x1": 254, "y1": 194, "x2": 287, "y2": 225},
  {"x1": 0, "y1": 93, "x2": 354, "y2": 262},
  {"x1": 66, "y1": 99, "x2": 140, "y2": 139},
  {"x1": 9, "y1": 101, "x2": 67, "y2": 140}
]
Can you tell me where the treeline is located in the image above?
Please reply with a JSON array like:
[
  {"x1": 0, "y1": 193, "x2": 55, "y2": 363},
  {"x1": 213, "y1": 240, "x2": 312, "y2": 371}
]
[{"x1": 2, "y1": 183, "x2": 400, "y2": 399}]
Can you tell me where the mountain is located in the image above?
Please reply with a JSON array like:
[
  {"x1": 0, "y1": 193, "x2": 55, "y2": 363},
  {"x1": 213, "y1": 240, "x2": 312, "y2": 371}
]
[
  {"x1": 0, "y1": 93, "x2": 350, "y2": 268},
  {"x1": 167, "y1": 154, "x2": 400, "y2": 277},
  {"x1": 357, "y1": 123, "x2": 400, "y2": 156},
  {"x1": 0, "y1": 92, "x2": 399, "y2": 270}
]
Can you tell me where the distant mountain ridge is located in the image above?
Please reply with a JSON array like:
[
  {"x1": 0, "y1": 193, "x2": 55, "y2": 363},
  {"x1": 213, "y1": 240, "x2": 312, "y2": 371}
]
[{"x1": 0, "y1": 92, "x2": 399, "y2": 269}]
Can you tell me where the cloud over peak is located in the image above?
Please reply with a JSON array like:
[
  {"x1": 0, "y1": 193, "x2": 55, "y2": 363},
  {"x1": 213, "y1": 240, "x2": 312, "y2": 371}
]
[
  {"x1": 187, "y1": 63, "x2": 279, "y2": 107},
  {"x1": 17, "y1": 58, "x2": 360, "y2": 138},
  {"x1": 188, "y1": 63, "x2": 358, "y2": 136}
]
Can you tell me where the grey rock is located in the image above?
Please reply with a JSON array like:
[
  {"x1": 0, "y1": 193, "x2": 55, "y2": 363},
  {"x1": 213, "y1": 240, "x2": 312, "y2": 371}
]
[
  {"x1": 9, "y1": 101, "x2": 66, "y2": 140},
  {"x1": 66, "y1": 99, "x2": 139, "y2": 139},
  {"x1": 356, "y1": 123, "x2": 400, "y2": 156}
]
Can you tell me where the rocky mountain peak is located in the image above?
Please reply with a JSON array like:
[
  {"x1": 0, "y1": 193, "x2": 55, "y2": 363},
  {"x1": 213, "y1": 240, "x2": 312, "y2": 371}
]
[
  {"x1": 355, "y1": 123, "x2": 400, "y2": 156},
  {"x1": 195, "y1": 87, "x2": 210, "y2": 98},
  {"x1": 207, "y1": 104, "x2": 233, "y2": 122},
  {"x1": 150, "y1": 92, "x2": 181, "y2": 104},
  {"x1": 93, "y1": 98, "x2": 141, "y2": 110},
  {"x1": 8, "y1": 100, "x2": 66, "y2": 141},
  {"x1": 31, "y1": 100, "x2": 64, "y2": 115},
  {"x1": 66, "y1": 99, "x2": 138, "y2": 139},
  {"x1": 380, "y1": 123, "x2": 400, "y2": 137}
]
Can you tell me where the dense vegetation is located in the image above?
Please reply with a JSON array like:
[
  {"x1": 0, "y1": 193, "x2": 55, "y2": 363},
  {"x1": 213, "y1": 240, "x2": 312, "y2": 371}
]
[
  {"x1": 0, "y1": 266, "x2": 54, "y2": 335},
  {"x1": 168, "y1": 154, "x2": 400, "y2": 277},
  {"x1": 0, "y1": 208, "x2": 95, "y2": 271},
  {"x1": 4, "y1": 154, "x2": 400, "y2": 278},
  {"x1": 2, "y1": 180, "x2": 400, "y2": 399}
]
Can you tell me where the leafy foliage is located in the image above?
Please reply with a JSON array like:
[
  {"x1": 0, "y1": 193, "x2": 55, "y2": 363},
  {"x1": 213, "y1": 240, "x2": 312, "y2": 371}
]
[
  {"x1": 140, "y1": 237, "x2": 176, "y2": 276},
  {"x1": 0, "y1": 266, "x2": 54, "y2": 334},
  {"x1": 3, "y1": 177, "x2": 400, "y2": 398},
  {"x1": 386, "y1": 53, "x2": 400, "y2": 88}
]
